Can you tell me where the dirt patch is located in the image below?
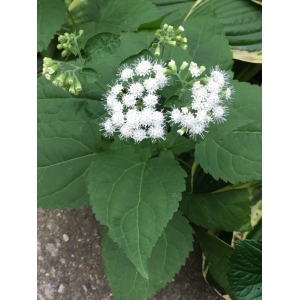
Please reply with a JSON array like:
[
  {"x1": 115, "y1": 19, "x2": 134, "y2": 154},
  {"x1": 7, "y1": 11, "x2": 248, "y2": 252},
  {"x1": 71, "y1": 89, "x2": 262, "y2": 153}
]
[{"x1": 37, "y1": 207, "x2": 223, "y2": 300}]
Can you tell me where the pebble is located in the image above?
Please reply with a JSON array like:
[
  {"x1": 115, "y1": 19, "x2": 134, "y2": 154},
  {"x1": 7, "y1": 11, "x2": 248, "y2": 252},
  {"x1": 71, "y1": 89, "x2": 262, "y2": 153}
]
[
  {"x1": 62, "y1": 234, "x2": 69, "y2": 242},
  {"x1": 60, "y1": 258, "x2": 66, "y2": 264},
  {"x1": 45, "y1": 284, "x2": 54, "y2": 295},
  {"x1": 57, "y1": 284, "x2": 66, "y2": 294},
  {"x1": 39, "y1": 268, "x2": 46, "y2": 273}
]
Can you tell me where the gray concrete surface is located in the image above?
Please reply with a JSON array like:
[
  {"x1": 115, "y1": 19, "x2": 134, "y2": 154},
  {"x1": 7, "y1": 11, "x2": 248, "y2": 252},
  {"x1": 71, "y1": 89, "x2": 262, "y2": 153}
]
[{"x1": 37, "y1": 207, "x2": 223, "y2": 300}]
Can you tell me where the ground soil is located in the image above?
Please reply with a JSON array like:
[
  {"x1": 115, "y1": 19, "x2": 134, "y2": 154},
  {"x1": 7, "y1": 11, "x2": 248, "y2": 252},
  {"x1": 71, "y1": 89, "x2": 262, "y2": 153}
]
[{"x1": 37, "y1": 207, "x2": 223, "y2": 300}]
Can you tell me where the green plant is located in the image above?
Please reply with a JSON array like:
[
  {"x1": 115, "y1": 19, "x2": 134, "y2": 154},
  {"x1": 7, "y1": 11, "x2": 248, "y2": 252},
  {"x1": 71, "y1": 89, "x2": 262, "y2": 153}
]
[{"x1": 37, "y1": 0, "x2": 262, "y2": 299}]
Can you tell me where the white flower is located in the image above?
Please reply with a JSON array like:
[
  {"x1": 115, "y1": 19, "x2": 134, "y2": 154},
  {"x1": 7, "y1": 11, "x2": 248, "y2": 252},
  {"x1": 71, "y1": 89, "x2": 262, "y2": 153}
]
[
  {"x1": 212, "y1": 106, "x2": 228, "y2": 123},
  {"x1": 135, "y1": 57, "x2": 153, "y2": 76},
  {"x1": 210, "y1": 66, "x2": 228, "y2": 87},
  {"x1": 143, "y1": 94, "x2": 158, "y2": 107},
  {"x1": 132, "y1": 128, "x2": 147, "y2": 143},
  {"x1": 122, "y1": 94, "x2": 136, "y2": 107},
  {"x1": 129, "y1": 82, "x2": 144, "y2": 98},
  {"x1": 148, "y1": 125, "x2": 165, "y2": 139},
  {"x1": 189, "y1": 62, "x2": 201, "y2": 77},
  {"x1": 170, "y1": 108, "x2": 182, "y2": 123},
  {"x1": 118, "y1": 66, "x2": 134, "y2": 81},
  {"x1": 110, "y1": 84, "x2": 123, "y2": 95},
  {"x1": 143, "y1": 78, "x2": 159, "y2": 93}
]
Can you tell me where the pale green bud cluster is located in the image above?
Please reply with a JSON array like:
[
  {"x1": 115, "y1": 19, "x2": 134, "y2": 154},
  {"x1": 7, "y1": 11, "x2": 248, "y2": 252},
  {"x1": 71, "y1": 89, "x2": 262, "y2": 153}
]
[
  {"x1": 152, "y1": 24, "x2": 187, "y2": 56},
  {"x1": 42, "y1": 57, "x2": 82, "y2": 95},
  {"x1": 57, "y1": 30, "x2": 84, "y2": 57},
  {"x1": 42, "y1": 58, "x2": 61, "y2": 80}
]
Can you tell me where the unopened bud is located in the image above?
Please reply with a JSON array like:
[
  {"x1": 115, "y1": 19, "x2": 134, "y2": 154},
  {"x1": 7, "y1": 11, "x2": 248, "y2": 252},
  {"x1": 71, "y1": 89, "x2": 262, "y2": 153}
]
[
  {"x1": 179, "y1": 61, "x2": 189, "y2": 72},
  {"x1": 154, "y1": 44, "x2": 161, "y2": 56},
  {"x1": 58, "y1": 35, "x2": 67, "y2": 43},
  {"x1": 177, "y1": 128, "x2": 186, "y2": 135},
  {"x1": 47, "y1": 64, "x2": 58, "y2": 74},
  {"x1": 62, "y1": 43, "x2": 68, "y2": 49},
  {"x1": 199, "y1": 66, "x2": 206, "y2": 73},
  {"x1": 61, "y1": 50, "x2": 68, "y2": 57},
  {"x1": 64, "y1": 33, "x2": 69, "y2": 37},
  {"x1": 65, "y1": 74, "x2": 74, "y2": 85},
  {"x1": 168, "y1": 60, "x2": 177, "y2": 72},
  {"x1": 180, "y1": 37, "x2": 187, "y2": 43},
  {"x1": 167, "y1": 25, "x2": 174, "y2": 33},
  {"x1": 69, "y1": 83, "x2": 76, "y2": 94},
  {"x1": 181, "y1": 107, "x2": 189, "y2": 114},
  {"x1": 167, "y1": 41, "x2": 176, "y2": 46},
  {"x1": 57, "y1": 44, "x2": 63, "y2": 49},
  {"x1": 163, "y1": 24, "x2": 168, "y2": 30},
  {"x1": 79, "y1": 29, "x2": 84, "y2": 35},
  {"x1": 75, "y1": 79, "x2": 82, "y2": 92},
  {"x1": 175, "y1": 26, "x2": 184, "y2": 35},
  {"x1": 53, "y1": 72, "x2": 67, "y2": 86},
  {"x1": 179, "y1": 44, "x2": 188, "y2": 50}
]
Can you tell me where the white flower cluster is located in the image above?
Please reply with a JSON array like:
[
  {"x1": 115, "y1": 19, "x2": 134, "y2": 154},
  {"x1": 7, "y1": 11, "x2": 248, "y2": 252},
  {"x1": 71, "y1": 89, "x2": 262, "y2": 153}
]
[
  {"x1": 101, "y1": 57, "x2": 169, "y2": 143},
  {"x1": 170, "y1": 64, "x2": 234, "y2": 139}
]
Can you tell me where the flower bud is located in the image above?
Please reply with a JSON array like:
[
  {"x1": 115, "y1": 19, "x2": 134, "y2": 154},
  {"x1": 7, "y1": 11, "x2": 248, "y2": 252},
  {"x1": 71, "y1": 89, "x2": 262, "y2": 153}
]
[
  {"x1": 179, "y1": 44, "x2": 188, "y2": 50},
  {"x1": 47, "y1": 64, "x2": 58, "y2": 74},
  {"x1": 163, "y1": 24, "x2": 169, "y2": 30},
  {"x1": 57, "y1": 44, "x2": 63, "y2": 49},
  {"x1": 69, "y1": 83, "x2": 76, "y2": 94},
  {"x1": 64, "y1": 33, "x2": 69, "y2": 37},
  {"x1": 53, "y1": 72, "x2": 67, "y2": 86},
  {"x1": 79, "y1": 29, "x2": 84, "y2": 35},
  {"x1": 154, "y1": 44, "x2": 161, "y2": 56},
  {"x1": 62, "y1": 43, "x2": 68, "y2": 49},
  {"x1": 168, "y1": 60, "x2": 177, "y2": 72},
  {"x1": 65, "y1": 74, "x2": 74, "y2": 85},
  {"x1": 199, "y1": 66, "x2": 206, "y2": 73},
  {"x1": 179, "y1": 61, "x2": 189, "y2": 72},
  {"x1": 167, "y1": 41, "x2": 176, "y2": 46},
  {"x1": 179, "y1": 37, "x2": 187, "y2": 43},
  {"x1": 58, "y1": 35, "x2": 67, "y2": 43},
  {"x1": 175, "y1": 26, "x2": 184, "y2": 35},
  {"x1": 61, "y1": 50, "x2": 68, "y2": 57},
  {"x1": 181, "y1": 107, "x2": 189, "y2": 114},
  {"x1": 75, "y1": 79, "x2": 82, "y2": 92},
  {"x1": 177, "y1": 128, "x2": 186, "y2": 135},
  {"x1": 167, "y1": 25, "x2": 174, "y2": 33}
]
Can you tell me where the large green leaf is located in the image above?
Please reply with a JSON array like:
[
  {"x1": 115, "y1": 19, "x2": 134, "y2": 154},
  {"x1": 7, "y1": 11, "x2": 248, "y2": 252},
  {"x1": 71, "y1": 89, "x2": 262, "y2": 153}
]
[
  {"x1": 37, "y1": 77, "x2": 106, "y2": 209},
  {"x1": 152, "y1": 0, "x2": 195, "y2": 26},
  {"x1": 84, "y1": 30, "x2": 155, "y2": 86},
  {"x1": 184, "y1": 15, "x2": 233, "y2": 71},
  {"x1": 99, "y1": 0, "x2": 160, "y2": 32},
  {"x1": 87, "y1": 150, "x2": 187, "y2": 278},
  {"x1": 197, "y1": 228, "x2": 233, "y2": 292},
  {"x1": 195, "y1": 81, "x2": 262, "y2": 184},
  {"x1": 102, "y1": 211, "x2": 194, "y2": 300},
  {"x1": 189, "y1": 0, "x2": 262, "y2": 62},
  {"x1": 37, "y1": 0, "x2": 67, "y2": 52},
  {"x1": 182, "y1": 189, "x2": 252, "y2": 231},
  {"x1": 227, "y1": 240, "x2": 262, "y2": 300}
]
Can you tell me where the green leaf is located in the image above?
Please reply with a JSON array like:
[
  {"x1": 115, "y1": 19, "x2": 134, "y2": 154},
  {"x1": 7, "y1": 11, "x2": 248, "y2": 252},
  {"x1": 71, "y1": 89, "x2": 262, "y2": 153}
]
[
  {"x1": 195, "y1": 81, "x2": 262, "y2": 184},
  {"x1": 84, "y1": 30, "x2": 155, "y2": 86},
  {"x1": 37, "y1": 77, "x2": 105, "y2": 209},
  {"x1": 102, "y1": 211, "x2": 194, "y2": 300},
  {"x1": 227, "y1": 240, "x2": 262, "y2": 300},
  {"x1": 99, "y1": 0, "x2": 160, "y2": 32},
  {"x1": 37, "y1": 0, "x2": 67, "y2": 52},
  {"x1": 182, "y1": 189, "x2": 252, "y2": 231},
  {"x1": 184, "y1": 15, "x2": 233, "y2": 71},
  {"x1": 152, "y1": 0, "x2": 195, "y2": 26},
  {"x1": 197, "y1": 228, "x2": 233, "y2": 292},
  {"x1": 189, "y1": 0, "x2": 262, "y2": 61},
  {"x1": 87, "y1": 150, "x2": 187, "y2": 278},
  {"x1": 78, "y1": 68, "x2": 99, "y2": 84}
]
